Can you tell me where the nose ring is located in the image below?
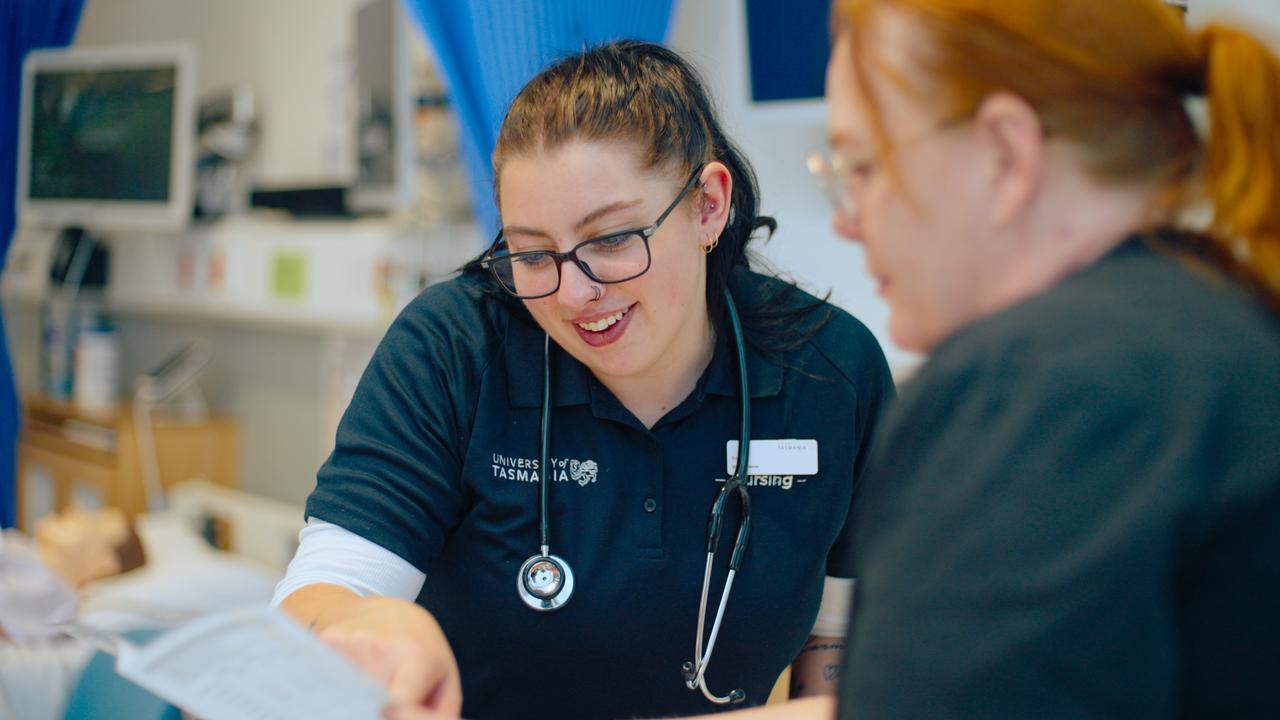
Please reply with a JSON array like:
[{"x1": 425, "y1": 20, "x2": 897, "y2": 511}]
[{"x1": 590, "y1": 285, "x2": 602, "y2": 301}]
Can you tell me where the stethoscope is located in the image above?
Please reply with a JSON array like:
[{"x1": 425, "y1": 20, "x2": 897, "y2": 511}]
[{"x1": 516, "y1": 288, "x2": 753, "y2": 705}]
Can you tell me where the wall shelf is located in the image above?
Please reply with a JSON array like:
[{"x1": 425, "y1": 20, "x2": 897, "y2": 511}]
[{"x1": 2, "y1": 215, "x2": 484, "y2": 338}]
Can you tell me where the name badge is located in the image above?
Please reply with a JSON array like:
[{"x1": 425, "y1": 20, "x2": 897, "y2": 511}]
[{"x1": 726, "y1": 439, "x2": 818, "y2": 477}]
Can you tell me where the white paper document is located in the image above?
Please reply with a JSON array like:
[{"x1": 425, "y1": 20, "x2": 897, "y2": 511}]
[{"x1": 104, "y1": 607, "x2": 389, "y2": 720}]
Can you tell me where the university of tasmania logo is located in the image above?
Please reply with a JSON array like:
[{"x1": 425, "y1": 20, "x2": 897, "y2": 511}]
[{"x1": 569, "y1": 459, "x2": 598, "y2": 486}]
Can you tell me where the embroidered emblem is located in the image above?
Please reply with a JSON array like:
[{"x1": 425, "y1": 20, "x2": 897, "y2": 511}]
[{"x1": 570, "y1": 459, "x2": 599, "y2": 486}]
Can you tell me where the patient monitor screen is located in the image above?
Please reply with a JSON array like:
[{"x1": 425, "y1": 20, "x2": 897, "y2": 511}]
[{"x1": 28, "y1": 67, "x2": 175, "y2": 202}]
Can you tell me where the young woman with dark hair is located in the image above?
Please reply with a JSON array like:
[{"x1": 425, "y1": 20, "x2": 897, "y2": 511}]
[{"x1": 274, "y1": 40, "x2": 893, "y2": 720}]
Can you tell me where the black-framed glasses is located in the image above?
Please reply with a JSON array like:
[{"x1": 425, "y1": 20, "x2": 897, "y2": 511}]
[{"x1": 481, "y1": 166, "x2": 704, "y2": 300}]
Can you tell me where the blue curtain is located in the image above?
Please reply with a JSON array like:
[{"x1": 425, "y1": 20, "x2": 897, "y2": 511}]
[
  {"x1": 0, "y1": 0, "x2": 86, "y2": 528},
  {"x1": 401, "y1": 0, "x2": 676, "y2": 236}
]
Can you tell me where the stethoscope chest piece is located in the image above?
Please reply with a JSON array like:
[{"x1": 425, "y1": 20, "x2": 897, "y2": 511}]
[{"x1": 517, "y1": 552, "x2": 574, "y2": 611}]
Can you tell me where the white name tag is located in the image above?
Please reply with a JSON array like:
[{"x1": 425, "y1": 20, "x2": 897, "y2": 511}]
[{"x1": 726, "y1": 439, "x2": 818, "y2": 477}]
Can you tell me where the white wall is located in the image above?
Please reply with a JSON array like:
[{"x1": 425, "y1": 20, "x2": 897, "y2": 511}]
[
  {"x1": 1191, "y1": 0, "x2": 1280, "y2": 35},
  {"x1": 667, "y1": 0, "x2": 908, "y2": 367}
]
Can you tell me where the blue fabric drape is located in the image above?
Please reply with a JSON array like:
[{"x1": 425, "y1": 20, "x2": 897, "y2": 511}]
[
  {"x1": 401, "y1": 0, "x2": 676, "y2": 236},
  {"x1": 0, "y1": 0, "x2": 86, "y2": 528}
]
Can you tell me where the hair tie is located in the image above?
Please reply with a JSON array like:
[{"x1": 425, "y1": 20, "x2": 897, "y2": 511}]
[{"x1": 1181, "y1": 28, "x2": 1214, "y2": 97}]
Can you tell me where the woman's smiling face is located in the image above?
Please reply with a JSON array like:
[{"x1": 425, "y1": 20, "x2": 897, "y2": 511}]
[{"x1": 497, "y1": 140, "x2": 718, "y2": 385}]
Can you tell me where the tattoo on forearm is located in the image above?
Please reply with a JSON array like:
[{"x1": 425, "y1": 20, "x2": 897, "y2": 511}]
[
  {"x1": 797, "y1": 641, "x2": 847, "y2": 655},
  {"x1": 823, "y1": 664, "x2": 841, "y2": 682}
]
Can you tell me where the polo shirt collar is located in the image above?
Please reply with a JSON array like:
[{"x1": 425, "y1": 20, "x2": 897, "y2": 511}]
[{"x1": 699, "y1": 324, "x2": 784, "y2": 400}]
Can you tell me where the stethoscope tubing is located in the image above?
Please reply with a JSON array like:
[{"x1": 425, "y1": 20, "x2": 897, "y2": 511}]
[
  {"x1": 515, "y1": 334, "x2": 570, "y2": 612},
  {"x1": 684, "y1": 290, "x2": 751, "y2": 704},
  {"x1": 526, "y1": 288, "x2": 752, "y2": 704},
  {"x1": 539, "y1": 333, "x2": 552, "y2": 557}
]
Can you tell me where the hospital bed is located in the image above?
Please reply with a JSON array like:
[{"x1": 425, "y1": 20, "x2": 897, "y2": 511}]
[{"x1": 0, "y1": 480, "x2": 304, "y2": 720}]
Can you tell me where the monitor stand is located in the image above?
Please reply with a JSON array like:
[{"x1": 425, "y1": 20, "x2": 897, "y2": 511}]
[
  {"x1": 49, "y1": 226, "x2": 109, "y2": 290},
  {"x1": 2, "y1": 225, "x2": 110, "y2": 301}
]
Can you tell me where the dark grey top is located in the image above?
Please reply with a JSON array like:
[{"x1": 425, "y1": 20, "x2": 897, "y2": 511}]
[{"x1": 840, "y1": 234, "x2": 1280, "y2": 719}]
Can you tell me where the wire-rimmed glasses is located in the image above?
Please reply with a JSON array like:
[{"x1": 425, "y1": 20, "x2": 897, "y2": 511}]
[
  {"x1": 806, "y1": 115, "x2": 971, "y2": 221},
  {"x1": 806, "y1": 150, "x2": 864, "y2": 219}
]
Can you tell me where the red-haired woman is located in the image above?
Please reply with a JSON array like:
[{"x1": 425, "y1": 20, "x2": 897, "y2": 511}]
[{"x1": 812, "y1": 0, "x2": 1280, "y2": 718}]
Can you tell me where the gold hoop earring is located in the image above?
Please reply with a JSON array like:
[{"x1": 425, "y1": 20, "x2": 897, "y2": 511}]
[{"x1": 704, "y1": 235, "x2": 720, "y2": 255}]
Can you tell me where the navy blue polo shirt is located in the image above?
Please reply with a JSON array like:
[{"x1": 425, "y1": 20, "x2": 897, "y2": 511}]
[{"x1": 306, "y1": 268, "x2": 893, "y2": 720}]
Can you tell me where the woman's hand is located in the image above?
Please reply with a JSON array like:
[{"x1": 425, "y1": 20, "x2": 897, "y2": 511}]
[{"x1": 281, "y1": 586, "x2": 462, "y2": 717}]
